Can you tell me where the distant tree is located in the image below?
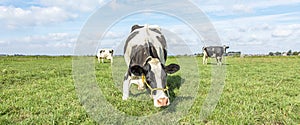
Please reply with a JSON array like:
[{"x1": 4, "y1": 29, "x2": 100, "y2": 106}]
[
  {"x1": 287, "y1": 50, "x2": 292, "y2": 56},
  {"x1": 268, "y1": 52, "x2": 274, "y2": 56},
  {"x1": 275, "y1": 52, "x2": 281, "y2": 56},
  {"x1": 292, "y1": 51, "x2": 299, "y2": 56},
  {"x1": 194, "y1": 53, "x2": 203, "y2": 57}
]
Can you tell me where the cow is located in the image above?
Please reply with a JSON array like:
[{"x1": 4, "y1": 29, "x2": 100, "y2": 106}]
[
  {"x1": 96, "y1": 49, "x2": 113, "y2": 63},
  {"x1": 203, "y1": 45, "x2": 229, "y2": 65},
  {"x1": 122, "y1": 24, "x2": 180, "y2": 107}
]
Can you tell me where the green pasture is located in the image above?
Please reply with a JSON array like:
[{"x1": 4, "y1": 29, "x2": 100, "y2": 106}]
[{"x1": 0, "y1": 56, "x2": 299, "y2": 124}]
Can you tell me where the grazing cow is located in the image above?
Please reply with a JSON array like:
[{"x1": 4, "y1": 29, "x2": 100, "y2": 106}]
[
  {"x1": 97, "y1": 49, "x2": 113, "y2": 63},
  {"x1": 203, "y1": 46, "x2": 229, "y2": 65},
  {"x1": 122, "y1": 24, "x2": 180, "y2": 107}
]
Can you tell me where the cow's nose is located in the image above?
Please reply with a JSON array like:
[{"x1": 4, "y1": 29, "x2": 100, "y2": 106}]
[
  {"x1": 137, "y1": 84, "x2": 144, "y2": 90},
  {"x1": 157, "y1": 97, "x2": 169, "y2": 107}
]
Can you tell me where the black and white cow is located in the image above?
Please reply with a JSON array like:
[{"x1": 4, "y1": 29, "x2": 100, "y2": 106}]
[
  {"x1": 122, "y1": 24, "x2": 180, "y2": 107},
  {"x1": 97, "y1": 49, "x2": 113, "y2": 63},
  {"x1": 203, "y1": 46, "x2": 229, "y2": 65}
]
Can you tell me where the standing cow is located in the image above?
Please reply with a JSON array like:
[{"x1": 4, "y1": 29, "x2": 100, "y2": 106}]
[
  {"x1": 97, "y1": 49, "x2": 113, "y2": 63},
  {"x1": 122, "y1": 24, "x2": 180, "y2": 107},
  {"x1": 203, "y1": 46, "x2": 229, "y2": 65}
]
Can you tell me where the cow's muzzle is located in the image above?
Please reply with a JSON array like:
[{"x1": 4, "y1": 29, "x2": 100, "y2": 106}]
[
  {"x1": 137, "y1": 83, "x2": 145, "y2": 90},
  {"x1": 154, "y1": 97, "x2": 170, "y2": 107}
]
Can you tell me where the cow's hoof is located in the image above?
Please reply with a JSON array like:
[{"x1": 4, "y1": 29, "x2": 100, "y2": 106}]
[
  {"x1": 149, "y1": 95, "x2": 153, "y2": 98},
  {"x1": 122, "y1": 96, "x2": 128, "y2": 100},
  {"x1": 137, "y1": 86, "x2": 145, "y2": 90}
]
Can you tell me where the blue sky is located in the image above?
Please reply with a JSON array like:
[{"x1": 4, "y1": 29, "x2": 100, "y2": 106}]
[{"x1": 1, "y1": 0, "x2": 300, "y2": 55}]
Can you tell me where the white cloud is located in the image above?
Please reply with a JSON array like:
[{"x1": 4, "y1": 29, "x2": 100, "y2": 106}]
[
  {"x1": 209, "y1": 10, "x2": 300, "y2": 53},
  {"x1": 52, "y1": 42, "x2": 74, "y2": 48},
  {"x1": 288, "y1": 24, "x2": 300, "y2": 30},
  {"x1": 192, "y1": 1, "x2": 254, "y2": 15},
  {"x1": 1, "y1": 32, "x2": 77, "y2": 55},
  {"x1": 0, "y1": 0, "x2": 108, "y2": 29},
  {"x1": 245, "y1": 0, "x2": 300, "y2": 10},
  {"x1": 0, "y1": 6, "x2": 77, "y2": 29},
  {"x1": 232, "y1": 4, "x2": 253, "y2": 13},
  {"x1": 193, "y1": 0, "x2": 300, "y2": 16},
  {"x1": 104, "y1": 31, "x2": 126, "y2": 39},
  {"x1": 10, "y1": 33, "x2": 76, "y2": 46},
  {"x1": 272, "y1": 29, "x2": 293, "y2": 37},
  {"x1": 200, "y1": 5, "x2": 224, "y2": 13},
  {"x1": 39, "y1": 0, "x2": 106, "y2": 12},
  {"x1": 0, "y1": 40, "x2": 7, "y2": 44},
  {"x1": 2, "y1": 0, "x2": 300, "y2": 55}
]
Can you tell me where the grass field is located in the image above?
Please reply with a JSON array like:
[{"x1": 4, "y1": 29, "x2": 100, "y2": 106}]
[{"x1": 1, "y1": 56, "x2": 299, "y2": 124}]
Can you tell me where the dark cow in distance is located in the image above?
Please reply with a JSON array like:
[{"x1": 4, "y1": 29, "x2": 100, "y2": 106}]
[
  {"x1": 122, "y1": 24, "x2": 180, "y2": 107},
  {"x1": 203, "y1": 46, "x2": 229, "y2": 65}
]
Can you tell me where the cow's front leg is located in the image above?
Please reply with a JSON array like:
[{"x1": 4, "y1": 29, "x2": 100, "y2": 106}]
[
  {"x1": 122, "y1": 72, "x2": 131, "y2": 100},
  {"x1": 101, "y1": 58, "x2": 104, "y2": 63},
  {"x1": 203, "y1": 56, "x2": 207, "y2": 64}
]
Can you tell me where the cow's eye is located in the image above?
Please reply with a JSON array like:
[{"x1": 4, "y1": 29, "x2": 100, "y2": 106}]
[{"x1": 146, "y1": 78, "x2": 151, "y2": 83}]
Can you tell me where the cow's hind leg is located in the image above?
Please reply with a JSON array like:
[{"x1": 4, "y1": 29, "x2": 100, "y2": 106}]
[
  {"x1": 216, "y1": 57, "x2": 222, "y2": 65},
  {"x1": 122, "y1": 72, "x2": 131, "y2": 100}
]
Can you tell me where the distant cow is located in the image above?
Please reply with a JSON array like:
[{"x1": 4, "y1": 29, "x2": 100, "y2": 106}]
[
  {"x1": 203, "y1": 46, "x2": 229, "y2": 65},
  {"x1": 96, "y1": 49, "x2": 113, "y2": 63},
  {"x1": 122, "y1": 24, "x2": 180, "y2": 107}
]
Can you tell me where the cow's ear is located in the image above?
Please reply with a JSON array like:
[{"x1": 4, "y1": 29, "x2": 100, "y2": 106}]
[
  {"x1": 109, "y1": 50, "x2": 114, "y2": 53},
  {"x1": 165, "y1": 64, "x2": 180, "y2": 74},
  {"x1": 130, "y1": 65, "x2": 144, "y2": 76},
  {"x1": 143, "y1": 63, "x2": 151, "y2": 74},
  {"x1": 131, "y1": 25, "x2": 144, "y2": 32}
]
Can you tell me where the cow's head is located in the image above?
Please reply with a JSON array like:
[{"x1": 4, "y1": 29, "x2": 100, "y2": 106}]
[
  {"x1": 99, "y1": 50, "x2": 105, "y2": 53},
  {"x1": 109, "y1": 50, "x2": 114, "y2": 54},
  {"x1": 224, "y1": 45, "x2": 229, "y2": 52},
  {"x1": 129, "y1": 58, "x2": 180, "y2": 107}
]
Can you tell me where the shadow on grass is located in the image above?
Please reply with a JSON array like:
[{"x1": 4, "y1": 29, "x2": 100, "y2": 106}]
[
  {"x1": 130, "y1": 90, "x2": 148, "y2": 97},
  {"x1": 167, "y1": 75, "x2": 184, "y2": 100},
  {"x1": 160, "y1": 75, "x2": 195, "y2": 112},
  {"x1": 163, "y1": 96, "x2": 194, "y2": 113}
]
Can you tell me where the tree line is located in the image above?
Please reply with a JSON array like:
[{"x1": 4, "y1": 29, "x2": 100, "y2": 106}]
[{"x1": 268, "y1": 50, "x2": 300, "y2": 56}]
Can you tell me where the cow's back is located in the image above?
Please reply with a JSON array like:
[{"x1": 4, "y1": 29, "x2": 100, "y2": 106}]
[
  {"x1": 124, "y1": 25, "x2": 167, "y2": 67},
  {"x1": 204, "y1": 46, "x2": 224, "y2": 57}
]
